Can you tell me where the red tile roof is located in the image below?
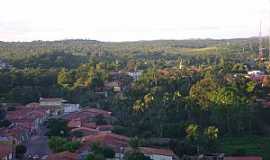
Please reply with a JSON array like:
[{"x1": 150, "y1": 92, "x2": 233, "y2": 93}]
[
  {"x1": 139, "y1": 147, "x2": 175, "y2": 157},
  {"x1": 26, "y1": 102, "x2": 40, "y2": 108},
  {"x1": 68, "y1": 118, "x2": 82, "y2": 128},
  {"x1": 82, "y1": 122, "x2": 97, "y2": 129},
  {"x1": 71, "y1": 127, "x2": 99, "y2": 136},
  {"x1": 224, "y1": 157, "x2": 263, "y2": 160},
  {"x1": 0, "y1": 143, "x2": 12, "y2": 158},
  {"x1": 81, "y1": 133, "x2": 129, "y2": 152},
  {"x1": 97, "y1": 125, "x2": 113, "y2": 131},
  {"x1": 48, "y1": 151, "x2": 78, "y2": 160}
]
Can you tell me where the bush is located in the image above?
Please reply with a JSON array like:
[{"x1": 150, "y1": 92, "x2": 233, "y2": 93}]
[
  {"x1": 48, "y1": 136, "x2": 80, "y2": 153},
  {"x1": 71, "y1": 131, "x2": 84, "y2": 138},
  {"x1": 0, "y1": 119, "x2": 11, "y2": 128},
  {"x1": 15, "y1": 145, "x2": 27, "y2": 159},
  {"x1": 102, "y1": 146, "x2": 115, "y2": 158},
  {"x1": 124, "y1": 151, "x2": 151, "y2": 160}
]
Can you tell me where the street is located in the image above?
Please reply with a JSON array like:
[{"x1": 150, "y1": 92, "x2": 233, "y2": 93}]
[{"x1": 24, "y1": 127, "x2": 51, "y2": 157}]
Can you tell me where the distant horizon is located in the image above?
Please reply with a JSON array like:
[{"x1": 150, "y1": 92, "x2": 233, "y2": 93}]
[{"x1": 0, "y1": 35, "x2": 265, "y2": 43}]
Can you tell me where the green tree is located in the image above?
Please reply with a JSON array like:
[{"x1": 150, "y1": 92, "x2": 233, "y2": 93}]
[{"x1": 15, "y1": 144, "x2": 27, "y2": 159}]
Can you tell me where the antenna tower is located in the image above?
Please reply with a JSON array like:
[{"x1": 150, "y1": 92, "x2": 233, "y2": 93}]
[{"x1": 259, "y1": 21, "x2": 264, "y2": 61}]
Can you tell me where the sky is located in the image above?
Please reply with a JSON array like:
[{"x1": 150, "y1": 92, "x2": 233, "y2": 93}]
[{"x1": 0, "y1": 0, "x2": 270, "y2": 42}]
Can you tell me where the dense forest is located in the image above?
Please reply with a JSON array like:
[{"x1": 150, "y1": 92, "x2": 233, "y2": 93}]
[{"x1": 1, "y1": 38, "x2": 270, "y2": 158}]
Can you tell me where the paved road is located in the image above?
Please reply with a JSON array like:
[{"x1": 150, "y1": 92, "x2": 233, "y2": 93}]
[{"x1": 24, "y1": 127, "x2": 51, "y2": 157}]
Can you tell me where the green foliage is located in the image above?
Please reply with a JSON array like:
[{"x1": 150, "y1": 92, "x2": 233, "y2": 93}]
[
  {"x1": 94, "y1": 115, "x2": 107, "y2": 125},
  {"x1": 185, "y1": 123, "x2": 199, "y2": 142},
  {"x1": 47, "y1": 118, "x2": 69, "y2": 137},
  {"x1": 48, "y1": 136, "x2": 67, "y2": 152},
  {"x1": 129, "y1": 137, "x2": 141, "y2": 150},
  {"x1": 15, "y1": 144, "x2": 27, "y2": 159},
  {"x1": 71, "y1": 131, "x2": 84, "y2": 138},
  {"x1": 246, "y1": 81, "x2": 256, "y2": 93},
  {"x1": 220, "y1": 136, "x2": 270, "y2": 159},
  {"x1": 85, "y1": 154, "x2": 105, "y2": 160},
  {"x1": 85, "y1": 143, "x2": 115, "y2": 160},
  {"x1": 124, "y1": 151, "x2": 151, "y2": 160},
  {"x1": 0, "y1": 38, "x2": 268, "y2": 157},
  {"x1": 0, "y1": 119, "x2": 11, "y2": 128},
  {"x1": 48, "y1": 136, "x2": 80, "y2": 153},
  {"x1": 0, "y1": 109, "x2": 6, "y2": 120}
]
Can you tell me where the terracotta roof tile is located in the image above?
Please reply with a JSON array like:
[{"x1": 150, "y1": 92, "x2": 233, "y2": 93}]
[
  {"x1": 139, "y1": 147, "x2": 175, "y2": 157},
  {"x1": 0, "y1": 143, "x2": 12, "y2": 158},
  {"x1": 48, "y1": 151, "x2": 78, "y2": 160}
]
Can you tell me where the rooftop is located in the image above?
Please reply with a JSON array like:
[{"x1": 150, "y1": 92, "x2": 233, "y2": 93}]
[
  {"x1": 48, "y1": 151, "x2": 78, "y2": 160},
  {"x1": 0, "y1": 143, "x2": 12, "y2": 158},
  {"x1": 139, "y1": 147, "x2": 175, "y2": 157}
]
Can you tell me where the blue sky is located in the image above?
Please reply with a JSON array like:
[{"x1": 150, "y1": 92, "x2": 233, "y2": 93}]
[{"x1": 0, "y1": 0, "x2": 270, "y2": 42}]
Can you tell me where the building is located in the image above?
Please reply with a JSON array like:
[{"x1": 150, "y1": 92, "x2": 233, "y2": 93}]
[
  {"x1": 81, "y1": 133, "x2": 129, "y2": 160},
  {"x1": 68, "y1": 118, "x2": 82, "y2": 128},
  {"x1": 0, "y1": 143, "x2": 13, "y2": 160},
  {"x1": 128, "y1": 70, "x2": 143, "y2": 81},
  {"x1": 6, "y1": 107, "x2": 49, "y2": 135},
  {"x1": 39, "y1": 97, "x2": 66, "y2": 106},
  {"x1": 39, "y1": 98, "x2": 66, "y2": 115},
  {"x1": 0, "y1": 60, "x2": 12, "y2": 70},
  {"x1": 247, "y1": 70, "x2": 264, "y2": 76},
  {"x1": 138, "y1": 147, "x2": 176, "y2": 160},
  {"x1": 64, "y1": 103, "x2": 80, "y2": 114},
  {"x1": 71, "y1": 127, "x2": 99, "y2": 137},
  {"x1": 47, "y1": 151, "x2": 78, "y2": 160}
]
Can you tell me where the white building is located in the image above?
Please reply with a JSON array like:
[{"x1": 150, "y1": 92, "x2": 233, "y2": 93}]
[
  {"x1": 139, "y1": 147, "x2": 176, "y2": 160},
  {"x1": 247, "y1": 70, "x2": 264, "y2": 76},
  {"x1": 64, "y1": 103, "x2": 80, "y2": 114},
  {"x1": 39, "y1": 98, "x2": 66, "y2": 106},
  {"x1": 128, "y1": 70, "x2": 143, "y2": 81}
]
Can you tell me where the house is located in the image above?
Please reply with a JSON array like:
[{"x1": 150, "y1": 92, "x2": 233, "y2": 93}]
[
  {"x1": 39, "y1": 98, "x2": 66, "y2": 115},
  {"x1": 0, "y1": 143, "x2": 13, "y2": 160},
  {"x1": 128, "y1": 70, "x2": 143, "y2": 81},
  {"x1": 224, "y1": 156, "x2": 262, "y2": 160},
  {"x1": 71, "y1": 127, "x2": 99, "y2": 137},
  {"x1": 138, "y1": 147, "x2": 176, "y2": 160},
  {"x1": 6, "y1": 107, "x2": 49, "y2": 135},
  {"x1": 48, "y1": 151, "x2": 78, "y2": 160},
  {"x1": 64, "y1": 103, "x2": 80, "y2": 114},
  {"x1": 81, "y1": 133, "x2": 129, "y2": 159},
  {"x1": 64, "y1": 108, "x2": 111, "y2": 121},
  {"x1": 97, "y1": 125, "x2": 113, "y2": 132},
  {"x1": 0, "y1": 60, "x2": 12, "y2": 70},
  {"x1": 247, "y1": 70, "x2": 264, "y2": 76},
  {"x1": 104, "y1": 81, "x2": 122, "y2": 92},
  {"x1": 68, "y1": 118, "x2": 82, "y2": 128},
  {"x1": 39, "y1": 97, "x2": 66, "y2": 106},
  {"x1": 0, "y1": 127, "x2": 30, "y2": 144}
]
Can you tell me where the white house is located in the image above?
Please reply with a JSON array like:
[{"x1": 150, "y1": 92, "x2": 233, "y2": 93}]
[
  {"x1": 64, "y1": 103, "x2": 80, "y2": 114},
  {"x1": 39, "y1": 97, "x2": 66, "y2": 106},
  {"x1": 139, "y1": 147, "x2": 176, "y2": 160},
  {"x1": 247, "y1": 70, "x2": 264, "y2": 76},
  {"x1": 128, "y1": 70, "x2": 143, "y2": 81}
]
